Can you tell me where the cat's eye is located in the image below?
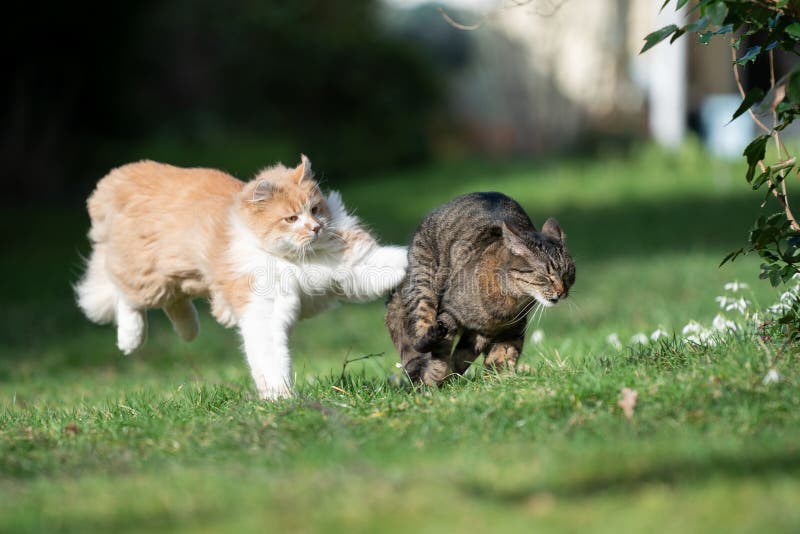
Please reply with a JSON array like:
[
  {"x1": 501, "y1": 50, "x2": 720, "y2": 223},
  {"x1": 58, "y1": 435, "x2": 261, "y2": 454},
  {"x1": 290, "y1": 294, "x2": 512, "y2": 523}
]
[
  {"x1": 311, "y1": 205, "x2": 320, "y2": 215},
  {"x1": 284, "y1": 215, "x2": 298, "y2": 223}
]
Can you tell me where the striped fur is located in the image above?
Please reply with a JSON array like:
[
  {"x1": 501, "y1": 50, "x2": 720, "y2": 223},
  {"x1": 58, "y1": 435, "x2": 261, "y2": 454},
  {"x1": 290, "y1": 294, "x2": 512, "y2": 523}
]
[{"x1": 386, "y1": 192, "x2": 575, "y2": 385}]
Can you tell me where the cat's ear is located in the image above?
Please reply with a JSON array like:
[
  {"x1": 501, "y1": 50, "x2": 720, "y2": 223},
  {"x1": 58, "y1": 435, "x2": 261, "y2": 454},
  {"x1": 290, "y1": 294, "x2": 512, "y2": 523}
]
[
  {"x1": 249, "y1": 180, "x2": 276, "y2": 202},
  {"x1": 293, "y1": 154, "x2": 313, "y2": 184},
  {"x1": 541, "y1": 217, "x2": 565, "y2": 242},
  {"x1": 501, "y1": 222, "x2": 533, "y2": 257}
]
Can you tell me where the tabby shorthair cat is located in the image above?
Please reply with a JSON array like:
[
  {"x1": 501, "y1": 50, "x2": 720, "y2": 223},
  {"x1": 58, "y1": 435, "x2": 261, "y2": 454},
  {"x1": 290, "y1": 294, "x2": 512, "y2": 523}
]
[{"x1": 386, "y1": 192, "x2": 575, "y2": 385}]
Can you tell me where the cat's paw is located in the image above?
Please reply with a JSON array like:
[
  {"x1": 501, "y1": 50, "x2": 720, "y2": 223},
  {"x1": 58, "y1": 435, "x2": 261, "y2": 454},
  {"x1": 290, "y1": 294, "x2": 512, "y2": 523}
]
[
  {"x1": 258, "y1": 383, "x2": 293, "y2": 401},
  {"x1": 413, "y1": 319, "x2": 453, "y2": 353},
  {"x1": 117, "y1": 330, "x2": 144, "y2": 355},
  {"x1": 420, "y1": 358, "x2": 450, "y2": 386},
  {"x1": 116, "y1": 305, "x2": 147, "y2": 355},
  {"x1": 483, "y1": 344, "x2": 520, "y2": 371}
]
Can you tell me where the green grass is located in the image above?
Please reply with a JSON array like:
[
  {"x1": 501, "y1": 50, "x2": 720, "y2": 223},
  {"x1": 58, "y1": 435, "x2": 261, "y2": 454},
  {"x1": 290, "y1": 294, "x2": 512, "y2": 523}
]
[{"x1": 2, "y1": 141, "x2": 799, "y2": 533}]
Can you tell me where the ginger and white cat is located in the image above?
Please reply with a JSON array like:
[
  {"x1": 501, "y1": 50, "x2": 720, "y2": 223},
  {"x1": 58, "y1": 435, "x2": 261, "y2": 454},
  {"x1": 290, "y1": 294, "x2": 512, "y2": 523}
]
[{"x1": 75, "y1": 155, "x2": 407, "y2": 399}]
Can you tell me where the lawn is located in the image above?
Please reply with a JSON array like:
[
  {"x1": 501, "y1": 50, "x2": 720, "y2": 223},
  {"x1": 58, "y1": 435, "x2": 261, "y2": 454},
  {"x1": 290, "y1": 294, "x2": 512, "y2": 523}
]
[{"x1": 1, "y1": 142, "x2": 799, "y2": 533}]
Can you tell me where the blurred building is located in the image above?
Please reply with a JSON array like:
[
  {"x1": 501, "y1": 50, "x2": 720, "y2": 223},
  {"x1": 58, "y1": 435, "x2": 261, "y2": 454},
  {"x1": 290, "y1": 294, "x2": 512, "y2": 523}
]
[{"x1": 386, "y1": 0, "x2": 786, "y2": 157}]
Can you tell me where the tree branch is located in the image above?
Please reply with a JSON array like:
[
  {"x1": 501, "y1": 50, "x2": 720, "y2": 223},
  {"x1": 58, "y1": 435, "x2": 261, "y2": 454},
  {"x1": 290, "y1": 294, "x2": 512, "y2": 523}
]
[
  {"x1": 437, "y1": 7, "x2": 482, "y2": 31},
  {"x1": 731, "y1": 44, "x2": 800, "y2": 231}
]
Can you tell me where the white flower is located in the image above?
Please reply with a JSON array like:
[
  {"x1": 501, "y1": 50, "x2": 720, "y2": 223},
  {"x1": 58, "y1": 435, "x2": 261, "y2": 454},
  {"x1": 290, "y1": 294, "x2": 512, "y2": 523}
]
[
  {"x1": 699, "y1": 330, "x2": 717, "y2": 346},
  {"x1": 683, "y1": 324, "x2": 717, "y2": 346},
  {"x1": 768, "y1": 302, "x2": 792, "y2": 314},
  {"x1": 682, "y1": 321, "x2": 703, "y2": 335},
  {"x1": 724, "y1": 281, "x2": 748, "y2": 292},
  {"x1": 606, "y1": 333, "x2": 622, "y2": 351},
  {"x1": 780, "y1": 291, "x2": 797, "y2": 304},
  {"x1": 763, "y1": 369, "x2": 780, "y2": 385},
  {"x1": 726, "y1": 298, "x2": 750, "y2": 314},
  {"x1": 650, "y1": 328, "x2": 668, "y2": 341},
  {"x1": 715, "y1": 293, "x2": 751, "y2": 314},
  {"x1": 530, "y1": 330, "x2": 544, "y2": 345},
  {"x1": 395, "y1": 362, "x2": 403, "y2": 368},
  {"x1": 630, "y1": 333, "x2": 649, "y2": 345},
  {"x1": 711, "y1": 314, "x2": 737, "y2": 332}
]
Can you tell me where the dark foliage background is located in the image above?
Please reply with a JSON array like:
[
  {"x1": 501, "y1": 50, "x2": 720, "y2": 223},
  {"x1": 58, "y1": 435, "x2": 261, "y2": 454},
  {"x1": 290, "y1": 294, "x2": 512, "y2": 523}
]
[{"x1": 2, "y1": 0, "x2": 444, "y2": 200}]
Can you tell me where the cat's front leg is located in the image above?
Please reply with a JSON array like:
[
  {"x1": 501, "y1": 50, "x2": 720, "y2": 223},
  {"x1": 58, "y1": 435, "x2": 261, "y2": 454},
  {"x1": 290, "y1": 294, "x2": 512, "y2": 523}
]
[
  {"x1": 336, "y1": 244, "x2": 408, "y2": 302},
  {"x1": 238, "y1": 293, "x2": 300, "y2": 400},
  {"x1": 413, "y1": 311, "x2": 457, "y2": 354}
]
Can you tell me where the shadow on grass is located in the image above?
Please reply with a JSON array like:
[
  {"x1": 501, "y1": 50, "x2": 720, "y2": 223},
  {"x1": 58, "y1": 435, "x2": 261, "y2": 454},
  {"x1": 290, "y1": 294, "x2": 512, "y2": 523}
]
[{"x1": 459, "y1": 447, "x2": 800, "y2": 503}]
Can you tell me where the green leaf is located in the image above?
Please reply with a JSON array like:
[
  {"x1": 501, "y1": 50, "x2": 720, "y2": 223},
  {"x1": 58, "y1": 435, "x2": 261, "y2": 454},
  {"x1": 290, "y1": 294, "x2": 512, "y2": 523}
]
[
  {"x1": 702, "y1": 2, "x2": 728, "y2": 26},
  {"x1": 713, "y1": 24, "x2": 734, "y2": 35},
  {"x1": 720, "y1": 248, "x2": 745, "y2": 267},
  {"x1": 676, "y1": 0, "x2": 689, "y2": 8},
  {"x1": 736, "y1": 45, "x2": 762, "y2": 65},
  {"x1": 670, "y1": 28, "x2": 687, "y2": 43},
  {"x1": 699, "y1": 31, "x2": 714, "y2": 45},
  {"x1": 788, "y1": 69, "x2": 800, "y2": 103},
  {"x1": 686, "y1": 16, "x2": 709, "y2": 33},
  {"x1": 641, "y1": 24, "x2": 678, "y2": 53},
  {"x1": 731, "y1": 87, "x2": 765, "y2": 122},
  {"x1": 744, "y1": 135, "x2": 770, "y2": 182},
  {"x1": 783, "y1": 22, "x2": 800, "y2": 40}
]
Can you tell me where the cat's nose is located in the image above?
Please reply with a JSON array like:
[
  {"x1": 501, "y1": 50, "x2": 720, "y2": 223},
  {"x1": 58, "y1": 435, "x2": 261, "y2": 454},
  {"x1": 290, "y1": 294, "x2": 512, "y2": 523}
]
[{"x1": 309, "y1": 223, "x2": 321, "y2": 234}]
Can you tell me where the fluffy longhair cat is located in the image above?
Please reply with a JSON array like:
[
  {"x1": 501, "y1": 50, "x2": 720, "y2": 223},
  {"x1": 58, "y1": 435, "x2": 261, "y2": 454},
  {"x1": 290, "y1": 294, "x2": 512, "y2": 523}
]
[
  {"x1": 386, "y1": 192, "x2": 575, "y2": 385},
  {"x1": 76, "y1": 156, "x2": 407, "y2": 399}
]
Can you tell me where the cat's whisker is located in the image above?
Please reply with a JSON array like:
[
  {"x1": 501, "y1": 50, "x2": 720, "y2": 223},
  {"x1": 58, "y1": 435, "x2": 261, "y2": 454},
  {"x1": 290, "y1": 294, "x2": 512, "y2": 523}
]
[
  {"x1": 523, "y1": 304, "x2": 544, "y2": 337},
  {"x1": 522, "y1": 307, "x2": 537, "y2": 336},
  {"x1": 508, "y1": 301, "x2": 533, "y2": 325},
  {"x1": 535, "y1": 305, "x2": 547, "y2": 330},
  {"x1": 505, "y1": 298, "x2": 537, "y2": 328},
  {"x1": 525, "y1": 304, "x2": 540, "y2": 334}
]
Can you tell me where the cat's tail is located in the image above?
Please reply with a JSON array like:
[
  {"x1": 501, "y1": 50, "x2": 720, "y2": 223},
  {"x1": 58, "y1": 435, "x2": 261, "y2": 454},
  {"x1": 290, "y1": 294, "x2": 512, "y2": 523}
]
[{"x1": 75, "y1": 245, "x2": 117, "y2": 324}]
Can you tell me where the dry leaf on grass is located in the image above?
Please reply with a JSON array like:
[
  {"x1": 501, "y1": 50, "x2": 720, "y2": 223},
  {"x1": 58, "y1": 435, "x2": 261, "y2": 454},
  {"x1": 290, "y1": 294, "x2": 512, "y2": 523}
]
[{"x1": 617, "y1": 387, "x2": 638, "y2": 420}]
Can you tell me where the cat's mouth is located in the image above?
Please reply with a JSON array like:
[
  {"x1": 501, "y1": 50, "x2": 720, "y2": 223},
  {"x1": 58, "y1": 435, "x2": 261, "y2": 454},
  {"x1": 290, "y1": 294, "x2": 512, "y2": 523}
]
[
  {"x1": 532, "y1": 292, "x2": 559, "y2": 308},
  {"x1": 299, "y1": 230, "x2": 325, "y2": 246}
]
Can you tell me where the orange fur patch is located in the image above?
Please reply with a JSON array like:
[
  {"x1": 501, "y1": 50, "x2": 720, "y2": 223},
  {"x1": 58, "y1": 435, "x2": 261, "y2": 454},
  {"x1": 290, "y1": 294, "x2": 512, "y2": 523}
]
[{"x1": 85, "y1": 157, "x2": 328, "y2": 321}]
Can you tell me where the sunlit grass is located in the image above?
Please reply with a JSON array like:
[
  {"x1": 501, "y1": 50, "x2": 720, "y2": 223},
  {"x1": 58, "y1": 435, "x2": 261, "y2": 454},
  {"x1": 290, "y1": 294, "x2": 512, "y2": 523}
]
[{"x1": 1, "y1": 142, "x2": 798, "y2": 532}]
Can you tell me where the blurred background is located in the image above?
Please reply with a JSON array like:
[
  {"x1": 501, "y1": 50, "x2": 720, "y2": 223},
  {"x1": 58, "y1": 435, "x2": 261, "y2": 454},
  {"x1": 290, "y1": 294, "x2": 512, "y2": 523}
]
[{"x1": 5, "y1": 0, "x2": 797, "y2": 201}]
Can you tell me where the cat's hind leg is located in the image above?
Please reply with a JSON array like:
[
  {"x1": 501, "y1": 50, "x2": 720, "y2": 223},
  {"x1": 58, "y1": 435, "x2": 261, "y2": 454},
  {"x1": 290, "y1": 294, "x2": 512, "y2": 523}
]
[
  {"x1": 116, "y1": 296, "x2": 147, "y2": 355},
  {"x1": 76, "y1": 246, "x2": 147, "y2": 354},
  {"x1": 164, "y1": 299, "x2": 200, "y2": 342}
]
